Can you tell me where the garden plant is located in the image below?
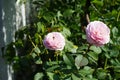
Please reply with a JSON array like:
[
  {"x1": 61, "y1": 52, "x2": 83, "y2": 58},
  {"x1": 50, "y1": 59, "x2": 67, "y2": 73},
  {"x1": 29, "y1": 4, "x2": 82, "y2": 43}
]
[{"x1": 2, "y1": 0, "x2": 120, "y2": 80}]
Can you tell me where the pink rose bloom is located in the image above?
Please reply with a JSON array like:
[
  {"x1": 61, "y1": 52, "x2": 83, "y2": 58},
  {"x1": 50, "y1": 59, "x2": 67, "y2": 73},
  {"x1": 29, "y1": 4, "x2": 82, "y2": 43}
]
[
  {"x1": 43, "y1": 32, "x2": 65, "y2": 50},
  {"x1": 86, "y1": 21, "x2": 110, "y2": 46}
]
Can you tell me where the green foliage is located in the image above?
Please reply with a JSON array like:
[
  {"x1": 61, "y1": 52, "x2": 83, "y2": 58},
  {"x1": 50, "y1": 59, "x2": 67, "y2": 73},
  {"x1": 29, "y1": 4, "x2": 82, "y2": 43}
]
[
  {"x1": 34, "y1": 72, "x2": 44, "y2": 80},
  {"x1": 2, "y1": 0, "x2": 120, "y2": 80},
  {"x1": 75, "y1": 55, "x2": 88, "y2": 69}
]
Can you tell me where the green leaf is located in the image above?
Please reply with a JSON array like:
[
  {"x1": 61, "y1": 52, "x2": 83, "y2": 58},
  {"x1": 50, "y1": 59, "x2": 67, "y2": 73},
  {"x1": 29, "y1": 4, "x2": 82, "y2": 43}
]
[
  {"x1": 72, "y1": 73, "x2": 81, "y2": 80},
  {"x1": 112, "y1": 27, "x2": 118, "y2": 38},
  {"x1": 47, "y1": 72, "x2": 54, "y2": 80},
  {"x1": 15, "y1": 39, "x2": 23, "y2": 48},
  {"x1": 65, "y1": 77, "x2": 72, "y2": 80},
  {"x1": 82, "y1": 34, "x2": 86, "y2": 40},
  {"x1": 37, "y1": 22, "x2": 45, "y2": 33},
  {"x1": 65, "y1": 40, "x2": 78, "y2": 53},
  {"x1": 63, "y1": 9, "x2": 74, "y2": 17},
  {"x1": 35, "y1": 57, "x2": 42, "y2": 64},
  {"x1": 112, "y1": 10, "x2": 118, "y2": 16},
  {"x1": 88, "y1": 51, "x2": 98, "y2": 61},
  {"x1": 114, "y1": 66, "x2": 120, "y2": 73},
  {"x1": 96, "y1": 68, "x2": 107, "y2": 79},
  {"x1": 63, "y1": 53, "x2": 75, "y2": 67},
  {"x1": 101, "y1": 46, "x2": 109, "y2": 52},
  {"x1": 88, "y1": 56, "x2": 97, "y2": 65},
  {"x1": 57, "y1": 11, "x2": 62, "y2": 20},
  {"x1": 34, "y1": 47, "x2": 41, "y2": 54},
  {"x1": 75, "y1": 55, "x2": 88, "y2": 69},
  {"x1": 61, "y1": 27, "x2": 71, "y2": 38},
  {"x1": 43, "y1": 12, "x2": 54, "y2": 22},
  {"x1": 90, "y1": 46, "x2": 101, "y2": 54},
  {"x1": 114, "y1": 72, "x2": 120, "y2": 79},
  {"x1": 34, "y1": 33, "x2": 40, "y2": 44},
  {"x1": 47, "y1": 72, "x2": 60, "y2": 80},
  {"x1": 79, "y1": 66, "x2": 94, "y2": 77},
  {"x1": 34, "y1": 72, "x2": 44, "y2": 80},
  {"x1": 46, "y1": 65, "x2": 60, "y2": 72},
  {"x1": 82, "y1": 78, "x2": 97, "y2": 80},
  {"x1": 104, "y1": 52, "x2": 110, "y2": 59},
  {"x1": 92, "y1": 0, "x2": 103, "y2": 6},
  {"x1": 110, "y1": 50, "x2": 119, "y2": 57},
  {"x1": 31, "y1": 52, "x2": 37, "y2": 58}
]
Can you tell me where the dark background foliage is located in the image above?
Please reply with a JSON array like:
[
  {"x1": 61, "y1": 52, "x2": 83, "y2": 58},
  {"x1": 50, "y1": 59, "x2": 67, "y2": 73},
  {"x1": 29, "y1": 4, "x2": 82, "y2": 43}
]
[{"x1": 2, "y1": 0, "x2": 120, "y2": 80}]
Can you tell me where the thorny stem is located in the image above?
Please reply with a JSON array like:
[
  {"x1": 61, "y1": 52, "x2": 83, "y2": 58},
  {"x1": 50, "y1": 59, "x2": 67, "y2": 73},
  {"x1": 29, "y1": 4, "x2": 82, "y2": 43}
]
[
  {"x1": 117, "y1": 11, "x2": 120, "y2": 21},
  {"x1": 86, "y1": 14, "x2": 90, "y2": 24},
  {"x1": 81, "y1": 0, "x2": 91, "y2": 55},
  {"x1": 104, "y1": 58, "x2": 108, "y2": 70},
  {"x1": 28, "y1": 35, "x2": 37, "y2": 55},
  {"x1": 28, "y1": 35, "x2": 36, "y2": 48},
  {"x1": 85, "y1": 44, "x2": 91, "y2": 55},
  {"x1": 55, "y1": 50, "x2": 61, "y2": 64},
  {"x1": 80, "y1": 0, "x2": 91, "y2": 32},
  {"x1": 85, "y1": 0, "x2": 91, "y2": 24},
  {"x1": 55, "y1": 51, "x2": 59, "y2": 64}
]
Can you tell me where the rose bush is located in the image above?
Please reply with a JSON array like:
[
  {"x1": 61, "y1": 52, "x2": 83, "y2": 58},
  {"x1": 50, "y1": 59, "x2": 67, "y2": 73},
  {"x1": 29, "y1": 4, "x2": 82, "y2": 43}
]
[
  {"x1": 3, "y1": 0, "x2": 120, "y2": 80},
  {"x1": 43, "y1": 32, "x2": 65, "y2": 50},
  {"x1": 86, "y1": 21, "x2": 110, "y2": 46}
]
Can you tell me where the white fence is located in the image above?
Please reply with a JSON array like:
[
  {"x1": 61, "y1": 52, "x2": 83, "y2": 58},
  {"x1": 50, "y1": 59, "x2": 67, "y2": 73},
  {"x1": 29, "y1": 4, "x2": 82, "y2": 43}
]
[{"x1": 0, "y1": 0, "x2": 29, "y2": 80}]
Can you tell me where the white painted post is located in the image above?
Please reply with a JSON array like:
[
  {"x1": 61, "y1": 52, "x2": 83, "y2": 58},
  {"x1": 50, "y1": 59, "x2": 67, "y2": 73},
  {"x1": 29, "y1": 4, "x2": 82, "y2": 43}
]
[
  {"x1": 0, "y1": 0, "x2": 28, "y2": 80},
  {"x1": 0, "y1": 0, "x2": 15, "y2": 79}
]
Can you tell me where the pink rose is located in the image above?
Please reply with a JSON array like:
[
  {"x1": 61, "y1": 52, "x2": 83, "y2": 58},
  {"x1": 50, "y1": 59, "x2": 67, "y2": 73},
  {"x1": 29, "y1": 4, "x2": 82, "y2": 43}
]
[
  {"x1": 43, "y1": 32, "x2": 65, "y2": 50},
  {"x1": 86, "y1": 21, "x2": 110, "y2": 46}
]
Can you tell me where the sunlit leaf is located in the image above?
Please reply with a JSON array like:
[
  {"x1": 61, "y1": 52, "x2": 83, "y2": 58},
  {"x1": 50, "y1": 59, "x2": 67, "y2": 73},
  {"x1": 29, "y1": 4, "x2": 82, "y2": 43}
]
[
  {"x1": 47, "y1": 72, "x2": 59, "y2": 80},
  {"x1": 92, "y1": 0, "x2": 103, "y2": 6},
  {"x1": 90, "y1": 46, "x2": 101, "y2": 54},
  {"x1": 46, "y1": 65, "x2": 59, "y2": 72},
  {"x1": 31, "y1": 52, "x2": 37, "y2": 58},
  {"x1": 35, "y1": 57, "x2": 42, "y2": 64},
  {"x1": 65, "y1": 40, "x2": 78, "y2": 53},
  {"x1": 88, "y1": 51, "x2": 98, "y2": 61},
  {"x1": 72, "y1": 73, "x2": 81, "y2": 80},
  {"x1": 37, "y1": 22, "x2": 45, "y2": 33},
  {"x1": 34, "y1": 47, "x2": 41, "y2": 54},
  {"x1": 47, "y1": 72, "x2": 54, "y2": 80},
  {"x1": 75, "y1": 55, "x2": 88, "y2": 69},
  {"x1": 61, "y1": 27, "x2": 71, "y2": 38},
  {"x1": 34, "y1": 72, "x2": 44, "y2": 80},
  {"x1": 79, "y1": 66, "x2": 94, "y2": 77}
]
